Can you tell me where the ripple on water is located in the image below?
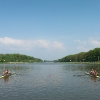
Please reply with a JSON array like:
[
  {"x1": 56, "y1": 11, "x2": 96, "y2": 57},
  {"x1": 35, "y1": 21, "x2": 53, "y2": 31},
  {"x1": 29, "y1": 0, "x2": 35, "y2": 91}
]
[{"x1": 0, "y1": 63, "x2": 100, "y2": 100}]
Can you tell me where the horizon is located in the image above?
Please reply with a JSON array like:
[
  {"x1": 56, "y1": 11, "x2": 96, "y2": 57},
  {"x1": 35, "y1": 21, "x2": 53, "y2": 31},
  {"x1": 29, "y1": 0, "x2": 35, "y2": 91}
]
[{"x1": 0, "y1": 0, "x2": 100, "y2": 60}]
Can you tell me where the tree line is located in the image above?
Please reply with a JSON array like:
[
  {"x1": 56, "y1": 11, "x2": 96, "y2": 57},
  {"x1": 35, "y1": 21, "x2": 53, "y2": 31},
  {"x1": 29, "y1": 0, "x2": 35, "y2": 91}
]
[
  {"x1": 57, "y1": 48, "x2": 100, "y2": 62},
  {"x1": 0, "y1": 53, "x2": 43, "y2": 63}
]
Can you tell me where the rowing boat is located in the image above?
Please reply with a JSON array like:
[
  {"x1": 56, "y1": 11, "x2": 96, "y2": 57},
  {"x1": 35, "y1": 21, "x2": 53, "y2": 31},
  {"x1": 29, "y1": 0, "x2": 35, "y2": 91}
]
[
  {"x1": 85, "y1": 72, "x2": 100, "y2": 78},
  {"x1": 0, "y1": 72, "x2": 14, "y2": 79}
]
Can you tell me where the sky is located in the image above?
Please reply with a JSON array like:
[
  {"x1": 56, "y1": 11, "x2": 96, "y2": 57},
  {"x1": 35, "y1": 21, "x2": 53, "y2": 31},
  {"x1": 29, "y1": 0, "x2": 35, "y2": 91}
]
[{"x1": 0, "y1": 0, "x2": 100, "y2": 60}]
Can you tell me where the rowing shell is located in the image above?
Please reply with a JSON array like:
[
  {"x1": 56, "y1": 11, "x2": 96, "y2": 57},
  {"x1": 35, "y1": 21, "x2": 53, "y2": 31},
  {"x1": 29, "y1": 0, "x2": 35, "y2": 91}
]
[
  {"x1": 85, "y1": 72, "x2": 100, "y2": 78},
  {"x1": 0, "y1": 76, "x2": 4, "y2": 78},
  {"x1": 0, "y1": 72, "x2": 15, "y2": 79}
]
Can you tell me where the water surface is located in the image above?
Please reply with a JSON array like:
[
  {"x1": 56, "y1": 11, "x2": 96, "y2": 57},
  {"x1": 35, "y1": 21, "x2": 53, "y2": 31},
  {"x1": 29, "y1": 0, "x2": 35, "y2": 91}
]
[{"x1": 0, "y1": 63, "x2": 100, "y2": 100}]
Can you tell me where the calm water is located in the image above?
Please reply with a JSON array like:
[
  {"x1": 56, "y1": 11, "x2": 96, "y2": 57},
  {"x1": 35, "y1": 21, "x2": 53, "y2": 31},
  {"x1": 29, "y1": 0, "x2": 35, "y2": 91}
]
[{"x1": 0, "y1": 63, "x2": 100, "y2": 100}]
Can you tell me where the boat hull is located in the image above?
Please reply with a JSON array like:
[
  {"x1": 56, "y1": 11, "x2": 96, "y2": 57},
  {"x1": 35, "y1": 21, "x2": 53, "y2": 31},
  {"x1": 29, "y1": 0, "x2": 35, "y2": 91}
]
[
  {"x1": 0, "y1": 73, "x2": 12, "y2": 78},
  {"x1": 85, "y1": 72, "x2": 100, "y2": 78}
]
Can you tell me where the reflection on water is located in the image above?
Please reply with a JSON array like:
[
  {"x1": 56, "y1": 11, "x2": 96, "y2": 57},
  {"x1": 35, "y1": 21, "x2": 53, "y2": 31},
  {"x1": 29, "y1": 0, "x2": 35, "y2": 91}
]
[
  {"x1": 3, "y1": 77, "x2": 10, "y2": 82},
  {"x1": 0, "y1": 63, "x2": 100, "y2": 100},
  {"x1": 90, "y1": 77, "x2": 97, "y2": 82}
]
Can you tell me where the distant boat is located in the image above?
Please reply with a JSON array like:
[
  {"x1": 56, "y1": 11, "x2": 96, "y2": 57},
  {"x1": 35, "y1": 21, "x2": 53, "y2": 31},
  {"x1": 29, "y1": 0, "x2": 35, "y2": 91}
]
[
  {"x1": 0, "y1": 72, "x2": 15, "y2": 79},
  {"x1": 85, "y1": 72, "x2": 100, "y2": 78}
]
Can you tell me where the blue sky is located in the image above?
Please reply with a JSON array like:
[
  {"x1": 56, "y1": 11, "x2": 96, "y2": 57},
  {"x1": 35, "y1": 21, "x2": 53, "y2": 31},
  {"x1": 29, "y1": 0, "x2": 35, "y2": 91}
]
[{"x1": 0, "y1": 0, "x2": 100, "y2": 60}]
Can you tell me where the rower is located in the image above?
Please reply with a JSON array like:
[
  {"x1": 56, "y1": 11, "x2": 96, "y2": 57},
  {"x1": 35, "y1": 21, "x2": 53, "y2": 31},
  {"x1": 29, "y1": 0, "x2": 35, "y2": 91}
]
[
  {"x1": 94, "y1": 70, "x2": 98, "y2": 76},
  {"x1": 90, "y1": 69, "x2": 98, "y2": 76},
  {"x1": 3, "y1": 69, "x2": 10, "y2": 76},
  {"x1": 90, "y1": 69, "x2": 95, "y2": 75}
]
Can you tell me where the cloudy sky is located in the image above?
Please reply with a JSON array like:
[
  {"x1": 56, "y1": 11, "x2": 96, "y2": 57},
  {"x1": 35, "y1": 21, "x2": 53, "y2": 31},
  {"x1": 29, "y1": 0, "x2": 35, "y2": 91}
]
[{"x1": 0, "y1": 0, "x2": 100, "y2": 60}]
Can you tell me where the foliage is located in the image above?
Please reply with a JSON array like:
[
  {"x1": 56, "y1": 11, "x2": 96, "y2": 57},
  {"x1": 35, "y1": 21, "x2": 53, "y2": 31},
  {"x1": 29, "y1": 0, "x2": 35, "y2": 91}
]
[
  {"x1": 0, "y1": 53, "x2": 43, "y2": 63},
  {"x1": 57, "y1": 48, "x2": 100, "y2": 62}
]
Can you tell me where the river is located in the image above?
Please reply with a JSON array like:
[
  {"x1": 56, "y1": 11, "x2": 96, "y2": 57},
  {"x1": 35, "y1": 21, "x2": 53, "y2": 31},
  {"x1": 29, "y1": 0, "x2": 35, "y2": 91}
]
[{"x1": 0, "y1": 62, "x2": 100, "y2": 100}]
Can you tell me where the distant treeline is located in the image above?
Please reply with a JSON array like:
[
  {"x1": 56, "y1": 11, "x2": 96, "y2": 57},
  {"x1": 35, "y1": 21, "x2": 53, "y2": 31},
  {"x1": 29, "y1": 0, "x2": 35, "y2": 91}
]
[
  {"x1": 57, "y1": 48, "x2": 100, "y2": 62},
  {"x1": 0, "y1": 53, "x2": 43, "y2": 63}
]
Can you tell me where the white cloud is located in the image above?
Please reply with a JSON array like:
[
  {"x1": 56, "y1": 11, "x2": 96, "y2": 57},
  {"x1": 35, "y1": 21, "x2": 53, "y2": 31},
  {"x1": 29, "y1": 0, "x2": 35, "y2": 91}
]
[
  {"x1": 0, "y1": 37, "x2": 24, "y2": 46},
  {"x1": 74, "y1": 38, "x2": 100, "y2": 52},
  {"x1": 89, "y1": 38, "x2": 100, "y2": 46},
  {"x1": 35, "y1": 40, "x2": 49, "y2": 48},
  {"x1": 77, "y1": 46, "x2": 88, "y2": 51},
  {"x1": 74, "y1": 39, "x2": 87, "y2": 45},
  {"x1": 52, "y1": 41, "x2": 65, "y2": 51},
  {"x1": 0, "y1": 37, "x2": 66, "y2": 51},
  {"x1": 1, "y1": 37, "x2": 100, "y2": 60}
]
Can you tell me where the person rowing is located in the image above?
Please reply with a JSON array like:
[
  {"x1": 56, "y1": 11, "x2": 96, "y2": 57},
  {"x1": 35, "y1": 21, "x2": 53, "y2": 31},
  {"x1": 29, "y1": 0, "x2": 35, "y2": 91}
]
[
  {"x1": 90, "y1": 69, "x2": 95, "y2": 75},
  {"x1": 90, "y1": 69, "x2": 98, "y2": 77},
  {"x1": 3, "y1": 69, "x2": 10, "y2": 76}
]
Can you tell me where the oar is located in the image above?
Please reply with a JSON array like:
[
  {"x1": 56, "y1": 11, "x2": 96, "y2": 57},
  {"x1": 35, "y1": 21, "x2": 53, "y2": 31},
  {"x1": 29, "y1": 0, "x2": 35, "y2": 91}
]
[{"x1": 0, "y1": 75, "x2": 4, "y2": 78}]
